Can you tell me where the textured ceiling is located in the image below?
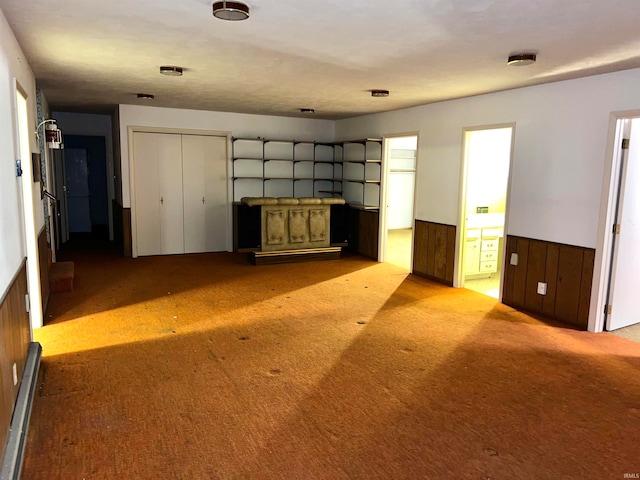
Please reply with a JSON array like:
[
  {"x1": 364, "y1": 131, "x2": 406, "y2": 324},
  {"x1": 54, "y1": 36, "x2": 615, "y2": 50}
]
[{"x1": 2, "y1": 0, "x2": 640, "y2": 119}]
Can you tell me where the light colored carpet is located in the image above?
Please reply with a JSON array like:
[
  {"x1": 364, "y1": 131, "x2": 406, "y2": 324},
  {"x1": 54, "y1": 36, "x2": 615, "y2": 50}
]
[{"x1": 385, "y1": 228, "x2": 412, "y2": 270}]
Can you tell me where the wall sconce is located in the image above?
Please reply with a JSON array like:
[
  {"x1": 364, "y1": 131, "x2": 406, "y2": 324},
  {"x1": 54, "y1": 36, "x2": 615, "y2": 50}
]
[{"x1": 36, "y1": 119, "x2": 63, "y2": 149}]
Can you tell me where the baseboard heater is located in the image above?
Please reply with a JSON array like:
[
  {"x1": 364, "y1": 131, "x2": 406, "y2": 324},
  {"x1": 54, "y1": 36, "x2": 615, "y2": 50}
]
[
  {"x1": 249, "y1": 247, "x2": 342, "y2": 265},
  {"x1": 0, "y1": 342, "x2": 42, "y2": 480}
]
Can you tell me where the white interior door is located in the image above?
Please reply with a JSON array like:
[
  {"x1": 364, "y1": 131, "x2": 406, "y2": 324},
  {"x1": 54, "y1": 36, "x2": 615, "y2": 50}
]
[
  {"x1": 182, "y1": 134, "x2": 227, "y2": 253},
  {"x1": 158, "y1": 134, "x2": 184, "y2": 255},
  {"x1": 182, "y1": 134, "x2": 206, "y2": 254},
  {"x1": 133, "y1": 132, "x2": 183, "y2": 256},
  {"x1": 606, "y1": 119, "x2": 640, "y2": 330},
  {"x1": 133, "y1": 132, "x2": 162, "y2": 256},
  {"x1": 53, "y1": 148, "x2": 69, "y2": 245},
  {"x1": 64, "y1": 148, "x2": 92, "y2": 233}
]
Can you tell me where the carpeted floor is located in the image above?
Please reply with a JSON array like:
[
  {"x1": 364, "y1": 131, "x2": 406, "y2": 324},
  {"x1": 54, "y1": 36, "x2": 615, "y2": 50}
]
[{"x1": 23, "y1": 251, "x2": 640, "y2": 479}]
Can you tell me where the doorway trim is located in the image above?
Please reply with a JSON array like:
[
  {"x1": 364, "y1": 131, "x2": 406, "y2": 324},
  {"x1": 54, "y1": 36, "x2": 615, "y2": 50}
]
[
  {"x1": 455, "y1": 123, "x2": 516, "y2": 295},
  {"x1": 14, "y1": 80, "x2": 43, "y2": 330},
  {"x1": 379, "y1": 132, "x2": 420, "y2": 268},
  {"x1": 590, "y1": 109, "x2": 640, "y2": 332}
]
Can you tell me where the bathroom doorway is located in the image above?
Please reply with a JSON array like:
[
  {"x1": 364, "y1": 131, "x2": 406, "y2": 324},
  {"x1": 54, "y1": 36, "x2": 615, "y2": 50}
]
[{"x1": 459, "y1": 126, "x2": 513, "y2": 298}]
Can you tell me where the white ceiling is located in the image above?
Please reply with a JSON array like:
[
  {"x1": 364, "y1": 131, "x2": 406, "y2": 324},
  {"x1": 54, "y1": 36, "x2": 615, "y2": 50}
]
[{"x1": 2, "y1": 0, "x2": 640, "y2": 120}]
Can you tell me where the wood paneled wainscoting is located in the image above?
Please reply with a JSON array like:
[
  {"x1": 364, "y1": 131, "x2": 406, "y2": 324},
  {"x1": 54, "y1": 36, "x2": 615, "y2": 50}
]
[
  {"x1": 413, "y1": 220, "x2": 456, "y2": 285},
  {"x1": 0, "y1": 260, "x2": 32, "y2": 451},
  {"x1": 37, "y1": 227, "x2": 50, "y2": 313},
  {"x1": 346, "y1": 207, "x2": 379, "y2": 260},
  {"x1": 112, "y1": 200, "x2": 132, "y2": 257},
  {"x1": 503, "y1": 235, "x2": 595, "y2": 330}
]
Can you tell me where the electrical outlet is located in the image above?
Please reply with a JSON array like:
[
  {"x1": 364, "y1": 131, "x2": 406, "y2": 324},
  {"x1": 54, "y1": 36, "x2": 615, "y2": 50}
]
[
  {"x1": 12, "y1": 363, "x2": 17, "y2": 386},
  {"x1": 510, "y1": 253, "x2": 518, "y2": 266},
  {"x1": 537, "y1": 282, "x2": 547, "y2": 295}
]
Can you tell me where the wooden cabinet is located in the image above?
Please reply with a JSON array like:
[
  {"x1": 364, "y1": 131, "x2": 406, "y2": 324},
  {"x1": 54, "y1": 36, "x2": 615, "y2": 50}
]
[
  {"x1": 464, "y1": 229, "x2": 481, "y2": 275},
  {"x1": 132, "y1": 131, "x2": 227, "y2": 257}
]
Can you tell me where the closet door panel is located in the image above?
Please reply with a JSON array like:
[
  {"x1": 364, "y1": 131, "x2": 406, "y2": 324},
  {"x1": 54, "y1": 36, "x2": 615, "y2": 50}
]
[
  {"x1": 158, "y1": 134, "x2": 184, "y2": 255},
  {"x1": 132, "y1": 132, "x2": 162, "y2": 256},
  {"x1": 182, "y1": 135, "x2": 207, "y2": 253},
  {"x1": 182, "y1": 135, "x2": 228, "y2": 253},
  {"x1": 204, "y1": 135, "x2": 228, "y2": 252}
]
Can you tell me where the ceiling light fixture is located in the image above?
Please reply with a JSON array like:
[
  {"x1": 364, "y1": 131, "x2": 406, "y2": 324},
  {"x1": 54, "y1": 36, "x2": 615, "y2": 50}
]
[
  {"x1": 212, "y1": 1, "x2": 250, "y2": 21},
  {"x1": 300, "y1": 108, "x2": 315, "y2": 114},
  {"x1": 137, "y1": 93, "x2": 155, "y2": 100},
  {"x1": 371, "y1": 89, "x2": 390, "y2": 97},
  {"x1": 507, "y1": 53, "x2": 537, "y2": 66},
  {"x1": 160, "y1": 66, "x2": 183, "y2": 76}
]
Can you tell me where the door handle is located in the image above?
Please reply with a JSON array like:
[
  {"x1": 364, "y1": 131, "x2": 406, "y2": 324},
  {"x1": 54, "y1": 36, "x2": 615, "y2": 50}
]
[
  {"x1": 202, "y1": 197, "x2": 205, "y2": 204},
  {"x1": 161, "y1": 196, "x2": 164, "y2": 205}
]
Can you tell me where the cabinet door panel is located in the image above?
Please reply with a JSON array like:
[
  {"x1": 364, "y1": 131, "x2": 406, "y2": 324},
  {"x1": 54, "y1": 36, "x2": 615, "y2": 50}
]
[{"x1": 464, "y1": 238, "x2": 481, "y2": 274}]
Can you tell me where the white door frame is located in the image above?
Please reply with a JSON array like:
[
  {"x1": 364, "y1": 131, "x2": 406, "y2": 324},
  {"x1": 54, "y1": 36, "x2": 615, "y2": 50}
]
[
  {"x1": 128, "y1": 126, "x2": 231, "y2": 258},
  {"x1": 379, "y1": 132, "x2": 420, "y2": 267},
  {"x1": 589, "y1": 109, "x2": 640, "y2": 332},
  {"x1": 14, "y1": 81, "x2": 43, "y2": 330},
  {"x1": 455, "y1": 123, "x2": 516, "y2": 294}
]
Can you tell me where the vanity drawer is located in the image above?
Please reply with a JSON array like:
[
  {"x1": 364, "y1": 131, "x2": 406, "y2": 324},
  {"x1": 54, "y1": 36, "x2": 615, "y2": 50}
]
[
  {"x1": 481, "y1": 239, "x2": 499, "y2": 251},
  {"x1": 480, "y1": 260, "x2": 497, "y2": 272},
  {"x1": 481, "y1": 250, "x2": 498, "y2": 261}
]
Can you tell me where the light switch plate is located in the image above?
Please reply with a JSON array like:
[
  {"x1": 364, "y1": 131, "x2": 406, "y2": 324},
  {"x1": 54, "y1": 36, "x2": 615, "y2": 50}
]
[
  {"x1": 537, "y1": 282, "x2": 547, "y2": 295},
  {"x1": 510, "y1": 253, "x2": 518, "y2": 266}
]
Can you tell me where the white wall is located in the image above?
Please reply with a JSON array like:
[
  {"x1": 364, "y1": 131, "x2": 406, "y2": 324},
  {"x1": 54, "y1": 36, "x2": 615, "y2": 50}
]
[
  {"x1": 336, "y1": 68, "x2": 640, "y2": 249},
  {"x1": 0, "y1": 9, "x2": 40, "y2": 294},
  {"x1": 118, "y1": 105, "x2": 335, "y2": 207}
]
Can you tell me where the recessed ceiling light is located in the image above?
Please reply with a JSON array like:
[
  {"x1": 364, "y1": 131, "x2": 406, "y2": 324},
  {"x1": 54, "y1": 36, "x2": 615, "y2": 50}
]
[
  {"x1": 507, "y1": 53, "x2": 537, "y2": 66},
  {"x1": 371, "y1": 89, "x2": 390, "y2": 97},
  {"x1": 160, "y1": 66, "x2": 183, "y2": 76},
  {"x1": 300, "y1": 108, "x2": 315, "y2": 114},
  {"x1": 213, "y1": 1, "x2": 250, "y2": 21},
  {"x1": 137, "y1": 93, "x2": 155, "y2": 100}
]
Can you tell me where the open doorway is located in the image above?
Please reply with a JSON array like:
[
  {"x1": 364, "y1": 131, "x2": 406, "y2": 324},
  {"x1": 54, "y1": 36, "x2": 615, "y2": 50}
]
[
  {"x1": 459, "y1": 126, "x2": 513, "y2": 298},
  {"x1": 58, "y1": 135, "x2": 113, "y2": 252},
  {"x1": 381, "y1": 135, "x2": 418, "y2": 270}
]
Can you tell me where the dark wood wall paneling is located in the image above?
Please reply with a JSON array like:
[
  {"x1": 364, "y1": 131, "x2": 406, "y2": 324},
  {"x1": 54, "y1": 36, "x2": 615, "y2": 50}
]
[
  {"x1": 346, "y1": 207, "x2": 379, "y2": 259},
  {"x1": 112, "y1": 200, "x2": 132, "y2": 257},
  {"x1": 503, "y1": 235, "x2": 595, "y2": 329},
  {"x1": 37, "y1": 227, "x2": 50, "y2": 313},
  {"x1": 0, "y1": 261, "x2": 31, "y2": 452},
  {"x1": 357, "y1": 209, "x2": 379, "y2": 260},
  {"x1": 413, "y1": 220, "x2": 456, "y2": 285}
]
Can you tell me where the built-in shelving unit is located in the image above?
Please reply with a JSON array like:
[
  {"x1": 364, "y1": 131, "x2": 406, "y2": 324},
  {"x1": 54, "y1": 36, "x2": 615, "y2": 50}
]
[{"x1": 232, "y1": 137, "x2": 382, "y2": 209}]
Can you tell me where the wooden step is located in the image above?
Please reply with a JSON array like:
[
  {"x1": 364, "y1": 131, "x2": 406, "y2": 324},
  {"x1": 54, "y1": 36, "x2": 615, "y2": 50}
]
[
  {"x1": 49, "y1": 261, "x2": 74, "y2": 293},
  {"x1": 249, "y1": 247, "x2": 342, "y2": 266}
]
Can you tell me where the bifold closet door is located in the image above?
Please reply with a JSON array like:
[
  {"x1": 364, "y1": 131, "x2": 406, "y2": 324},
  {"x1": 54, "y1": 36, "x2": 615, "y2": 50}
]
[
  {"x1": 133, "y1": 132, "x2": 184, "y2": 256},
  {"x1": 182, "y1": 135, "x2": 227, "y2": 253}
]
